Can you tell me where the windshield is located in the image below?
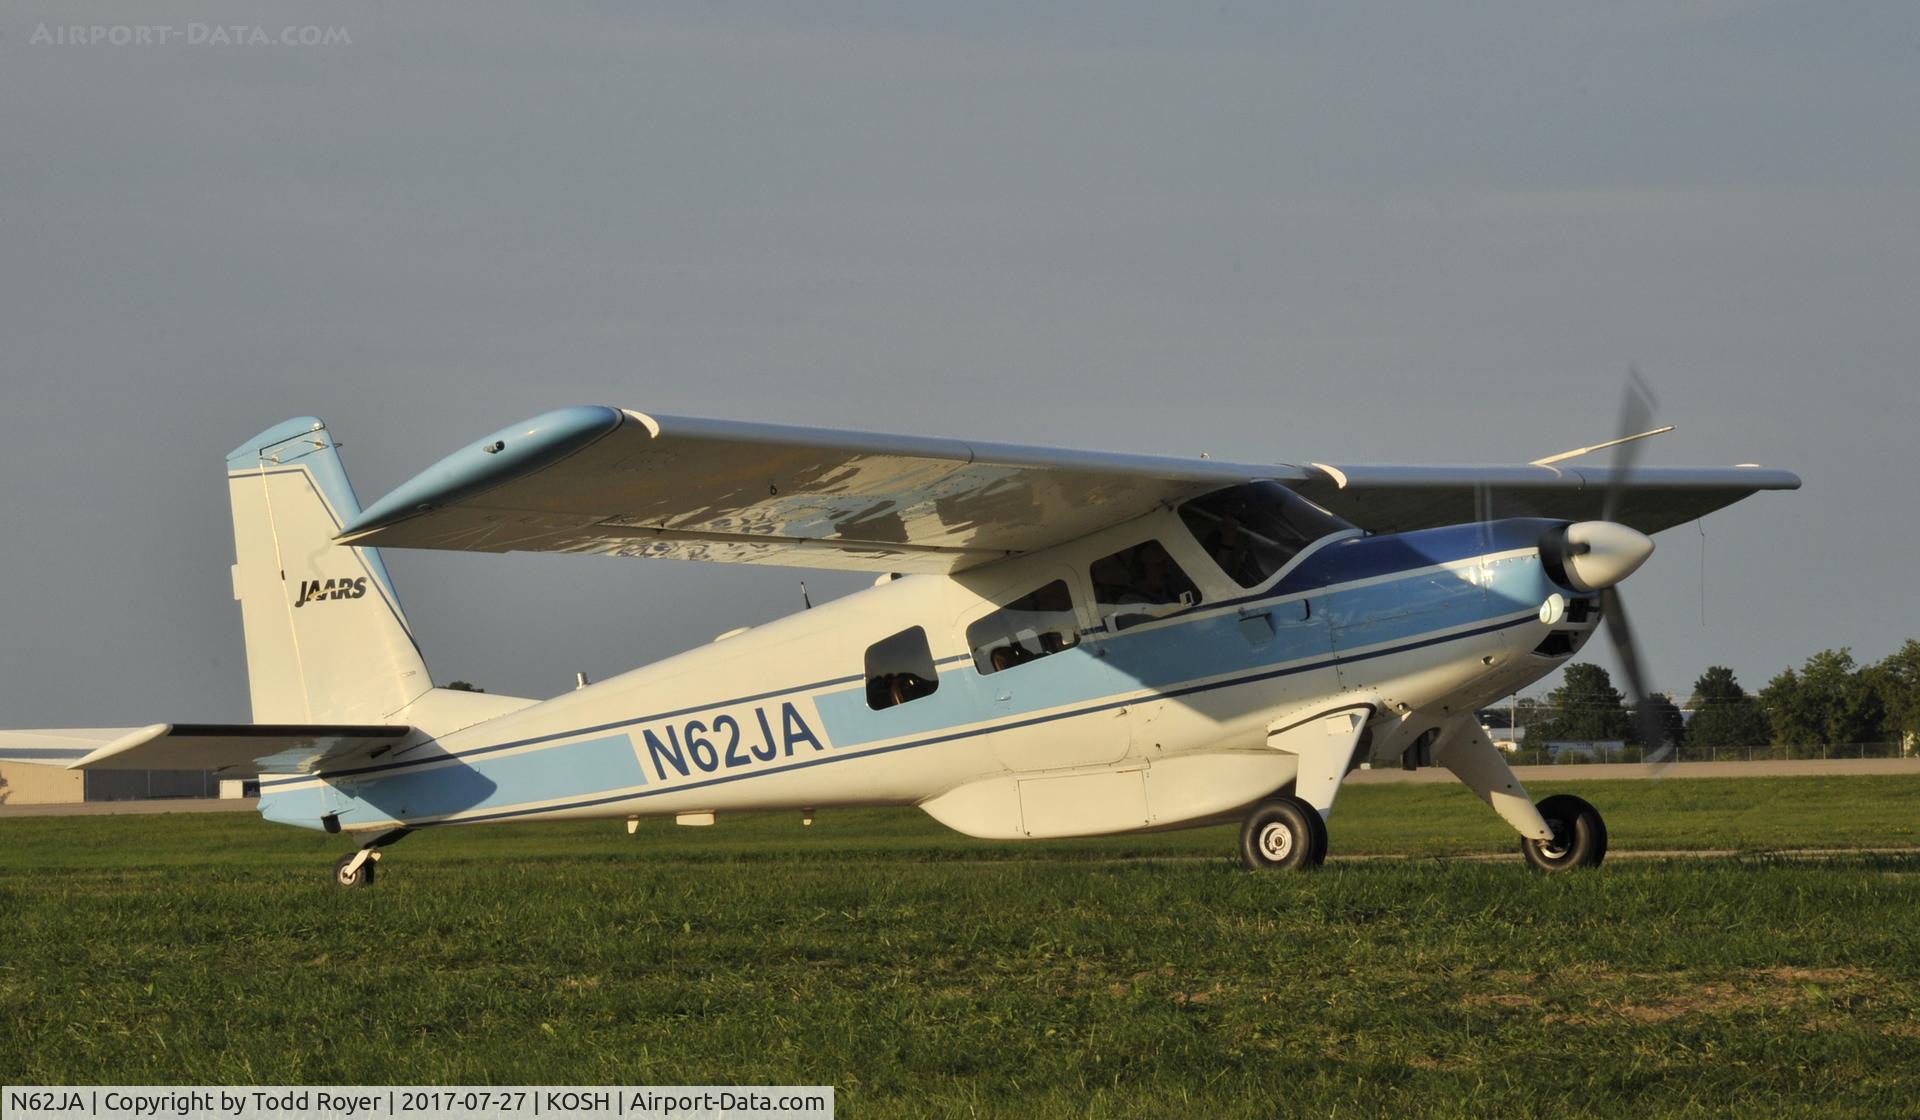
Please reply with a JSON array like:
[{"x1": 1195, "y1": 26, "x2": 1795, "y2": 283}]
[{"x1": 1177, "y1": 482, "x2": 1354, "y2": 588}]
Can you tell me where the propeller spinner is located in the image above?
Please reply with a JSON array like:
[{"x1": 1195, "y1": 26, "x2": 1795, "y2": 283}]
[{"x1": 1540, "y1": 520, "x2": 1655, "y2": 593}]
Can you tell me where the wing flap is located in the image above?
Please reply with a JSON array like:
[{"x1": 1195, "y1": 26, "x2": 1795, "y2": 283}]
[{"x1": 2, "y1": 724, "x2": 413, "y2": 775}]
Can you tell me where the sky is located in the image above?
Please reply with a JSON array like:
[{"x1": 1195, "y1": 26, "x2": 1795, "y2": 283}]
[{"x1": 2, "y1": 2, "x2": 1916, "y2": 725}]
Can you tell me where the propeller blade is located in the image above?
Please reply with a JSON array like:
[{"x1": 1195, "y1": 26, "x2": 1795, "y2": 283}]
[
  {"x1": 1601, "y1": 587, "x2": 1673, "y2": 768},
  {"x1": 1601, "y1": 366, "x2": 1658, "y2": 524},
  {"x1": 1590, "y1": 367, "x2": 1673, "y2": 768}
]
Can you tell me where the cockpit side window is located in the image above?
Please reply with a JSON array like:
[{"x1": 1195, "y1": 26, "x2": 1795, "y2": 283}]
[
  {"x1": 1089, "y1": 539, "x2": 1201, "y2": 630},
  {"x1": 968, "y1": 580, "x2": 1080, "y2": 675},
  {"x1": 866, "y1": 626, "x2": 940, "y2": 711},
  {"x1": 1178, "y1": 482, "x2": 1354, "y2": 589}
]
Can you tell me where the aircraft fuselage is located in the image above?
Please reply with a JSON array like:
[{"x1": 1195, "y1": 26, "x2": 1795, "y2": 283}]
[{"x1": 259, "y1": 513, "x2": 1592, "y2": 840}]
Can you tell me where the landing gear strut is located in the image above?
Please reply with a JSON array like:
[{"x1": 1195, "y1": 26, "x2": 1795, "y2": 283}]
[
  {"x1": 1426, "y1": 717, "x2": 1608, "y2": 872},
  {"x1": 1239, "y1": 795, "x2": 1328, "y2": 870},
  {"x1": 1520, "y1": 793, "x2": 1608, "y2": 871},
  {"x1": 331, "y1": 827, "x2": 411, "y2": 888}
]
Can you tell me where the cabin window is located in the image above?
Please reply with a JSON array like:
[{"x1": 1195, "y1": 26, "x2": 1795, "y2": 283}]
[
  {"x1": 968, "y1": 579, "x2": 1080, "y2": 675},
  {"x1": 866, "y1": 626, "x2": 940, "y2": 710},
  {"x1": 1178, "y1": 482, "x2": 1354, "y2": 589},
  {"x1": 1089, "y1": 539, "x2": 1201, "y2": 630}
]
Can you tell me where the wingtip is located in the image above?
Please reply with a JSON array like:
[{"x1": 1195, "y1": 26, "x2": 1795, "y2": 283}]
[{"x1": 340, "y1": 405, "x2": 626, "y2": 539}]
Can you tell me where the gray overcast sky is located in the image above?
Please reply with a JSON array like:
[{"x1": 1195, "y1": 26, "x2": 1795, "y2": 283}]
[{"x1": 2, "y1": 2, "x2": 1915, "y2": 724}]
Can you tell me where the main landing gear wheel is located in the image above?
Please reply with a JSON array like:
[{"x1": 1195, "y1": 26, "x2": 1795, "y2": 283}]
[
  {"x1": 333, "y1": 851, "x2": 378, "y2": 888},
  {"x1": 1521, "y1": 793, "x2": 1608, "y2": 872},
  {"x1": 1239, "y1": 795, "x2": 1328, "y2": 871}
]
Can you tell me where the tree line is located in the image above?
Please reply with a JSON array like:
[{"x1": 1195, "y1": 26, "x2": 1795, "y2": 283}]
[{"x1": 1513, "y1": 640, "x2": 1920, "y2": 756}]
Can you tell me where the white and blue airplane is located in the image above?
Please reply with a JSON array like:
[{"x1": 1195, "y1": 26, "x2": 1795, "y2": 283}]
[{"x1": 0, "y1": 405, "x2": 1796, "y2": 883}]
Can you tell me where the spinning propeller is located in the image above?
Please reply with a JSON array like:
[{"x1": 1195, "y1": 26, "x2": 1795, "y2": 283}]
[
  {"x1": 1536, "y1": 369, "x2": 1674, "y2": 764},
  {"x1": 1599, "y1": 371, "x2": 1676, "y2": 765}
]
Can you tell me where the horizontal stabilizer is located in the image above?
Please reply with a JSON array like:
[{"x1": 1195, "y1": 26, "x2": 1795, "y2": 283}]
[
  {"x1": 0, "y1": 728, "x2": 138, "y2": 767},
  {"x1": 0, "y1": 724, "x2": 412, "y2": 775}
]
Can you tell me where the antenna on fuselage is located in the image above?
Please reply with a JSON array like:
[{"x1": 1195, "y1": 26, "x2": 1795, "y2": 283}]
[{"x1": 800, "y1": 580, "x2": 813, "y2": 610}]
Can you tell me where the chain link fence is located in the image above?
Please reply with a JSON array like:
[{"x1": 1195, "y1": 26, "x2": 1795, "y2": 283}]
[{"x1": 1508, "y1": 741, "x2": 1912, "y2": 765}]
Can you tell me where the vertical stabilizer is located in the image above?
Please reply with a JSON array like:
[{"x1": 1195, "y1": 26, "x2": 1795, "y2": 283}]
[{"x1": 227, "y1": 418, "x2": 431, "y2": 723}]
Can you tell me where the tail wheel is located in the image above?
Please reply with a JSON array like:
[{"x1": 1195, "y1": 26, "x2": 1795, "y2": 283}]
[
  {"x1": 1239, "y1": 795, "x2": 1328, "y2": 871},
  {"x1": 333, "y1": 851, "x2": 377, "y2": 888},
  {"x1": 1522, "y1": 793, "x2": 1608, "y2": 871}
]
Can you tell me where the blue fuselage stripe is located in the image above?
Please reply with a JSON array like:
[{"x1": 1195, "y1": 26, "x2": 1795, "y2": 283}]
[{"x1": 257, "y1": 651, "x2": 983, "y2": 790}]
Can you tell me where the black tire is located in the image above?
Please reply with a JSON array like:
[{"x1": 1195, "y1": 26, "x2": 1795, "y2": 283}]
[
  {"x1": 1521, "y1": 793, "x2": 1608, "y2": 871},
  {"x1": 333, "y1": 851, "x2": 377, "y2": 888},
  {"x1": 1239, "y1": 795, "x2": 1328, "y2": 870}
]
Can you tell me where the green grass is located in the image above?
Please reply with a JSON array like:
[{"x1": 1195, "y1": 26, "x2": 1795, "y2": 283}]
[{"x1": 4, "y1": 775, "x2": 1920, "y2": 1117}]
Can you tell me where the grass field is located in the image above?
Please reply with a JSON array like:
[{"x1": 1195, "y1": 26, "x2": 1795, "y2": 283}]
[{"x1": 4, "y1": 775, "x2": 1920, "y2": 1118}]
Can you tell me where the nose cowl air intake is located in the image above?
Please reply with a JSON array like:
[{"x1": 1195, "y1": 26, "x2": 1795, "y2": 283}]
[{"x1": 1540, "y1": 521, "x2": 1655, "y2": 592}]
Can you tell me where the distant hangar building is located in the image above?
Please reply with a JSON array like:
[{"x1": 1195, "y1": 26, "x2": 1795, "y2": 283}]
[{"x1": 0, "y1": 760, "x2": 222, "y2": 805}]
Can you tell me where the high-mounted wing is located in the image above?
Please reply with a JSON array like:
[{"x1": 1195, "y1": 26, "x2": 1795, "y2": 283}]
[
  {"x1": 335, "y1": 406, "x2": 1799, "y2": 572},
  {"x1": 0, "y1": 724, "x2": 412, "y2": 775},
  {"x1": 336, "y1": 407, "x2": 1310, "y2": 573},
  {"x1": 1294, "y1": 463, "x2": 1802, "y2": 535}
]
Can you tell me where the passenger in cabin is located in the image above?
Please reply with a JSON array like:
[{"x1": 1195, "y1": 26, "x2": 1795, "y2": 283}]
[
  {"x1": 1202, "y1": 515, "x2": 1264, "y2": 587},
  {"x1": 1092, "y1": 540, "x2": 1199, "y2": 628},
  {"x1": 1129, "y1": 545, "x2": 1186, "y2": 605},
  {"x1": 868, "y1": 671, "x2": 936, "y2": 709}
]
